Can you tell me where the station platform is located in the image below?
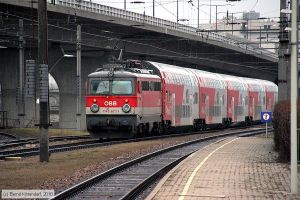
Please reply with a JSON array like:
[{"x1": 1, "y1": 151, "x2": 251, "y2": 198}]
[{"x1": 146, "y1": 135, "x2": 300, "y2": 200}]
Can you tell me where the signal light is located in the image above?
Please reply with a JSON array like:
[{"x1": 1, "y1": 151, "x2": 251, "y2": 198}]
[
  {"x1": 93, "y1": 98, "x2": 97, "y2": 103},
  {"x1": 125, "y1": 99, "x2": 129, "y2": 103}
]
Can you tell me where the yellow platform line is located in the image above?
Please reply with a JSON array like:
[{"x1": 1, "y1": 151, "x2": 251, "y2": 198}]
[{"x1": 178, "y1": 137, "x2": 238, "y2": 200}]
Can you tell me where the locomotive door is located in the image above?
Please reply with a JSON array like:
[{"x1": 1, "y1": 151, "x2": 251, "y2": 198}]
[
  {"x1": 138, "y1": 81, "x2": 144, "y2": 118},
  {"x1": 205, "y1": 96, "x2": 209, "y2": 123},
  {"x1": 141, "y1": 90, "x2": 144, "y2": 117},
  {"x1": 171, "y1": 93, "x2": 176, "y2": 126},
  {"x1": 231, "y1": 97, "x2": 235, "y2": 122},
  {"x1": 252, "y1": 97, "x2": 255, "y2": 120}
]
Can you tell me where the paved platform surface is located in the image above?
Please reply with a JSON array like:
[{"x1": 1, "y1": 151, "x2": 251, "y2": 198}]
[{"x1": 146, "y1": 135, "x2": 300, "y2": 200}]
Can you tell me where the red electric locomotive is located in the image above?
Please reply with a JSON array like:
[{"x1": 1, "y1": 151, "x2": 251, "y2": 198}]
[{"x1": 86, "y1": 61, "x2": 162, "y2": 138}]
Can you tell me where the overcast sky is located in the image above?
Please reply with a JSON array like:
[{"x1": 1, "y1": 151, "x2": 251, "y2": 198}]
[{"x1": 91, "y1": 0, "x2": 280, "y2": 26}]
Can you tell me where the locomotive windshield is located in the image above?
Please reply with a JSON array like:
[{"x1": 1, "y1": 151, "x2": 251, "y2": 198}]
[
  {"x1": 112, "y1": 81, "x2": 132, "y2": 94},
  {"x1": 89, "y1": 78, "x2": 135, "y2": 95},
  {"x1": 90, "y1": 80, "x2": 109, "y2": 94}
]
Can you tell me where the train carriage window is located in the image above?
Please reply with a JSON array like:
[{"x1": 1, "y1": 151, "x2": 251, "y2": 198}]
[
  {"x1": 222, "y1": 95, "x2": 225, "y2": 106},
  {"x1": 186, "y1": 90, "x2": 189, "y2": 103},
  {"x1": 202, "y1": 94, "x2": 206, "y2": 104},
  {"x1": 239, "y1": 94, "x2": 242, "y2": 105},
  {"x1": 193, "y1": 92, "x2": 198, "y2": 104},
  {"x1": 142, "y1": 81, "x2": 149, "y2": 91},
  {"x1": 166, "y1": 91, "x2": 169, "y2": 102}
]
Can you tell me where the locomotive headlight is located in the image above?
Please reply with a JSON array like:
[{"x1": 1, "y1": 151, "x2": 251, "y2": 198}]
[
  {"x1": 122, "y1": 104, "x2": 131, "y2": 113},
  {"x1": 90, "y1": 104, "x2": 99, "y2": 113}
]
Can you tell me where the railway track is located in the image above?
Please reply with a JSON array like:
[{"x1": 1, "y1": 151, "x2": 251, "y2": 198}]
[
  {"x1": 0, "y1": 126, "x2": 266, "y2": 160},
  {"x1": 51, "y1": 128, "x2": 268, "y2": 200},
  {"x1": 0, "y1": 132, "x2": 17, "y2": 142},
  {"x1": 0, "y1": 135, "x2": 91, "y2": 150}
]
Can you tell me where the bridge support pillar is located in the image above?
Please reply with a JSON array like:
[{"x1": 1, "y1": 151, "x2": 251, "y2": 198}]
[
  {"x1": 0, "y1": 49, "x2": 21, "y2": 127},
  {"x1": 51, "y1": 49, "x2": 108, "y2": 130}
]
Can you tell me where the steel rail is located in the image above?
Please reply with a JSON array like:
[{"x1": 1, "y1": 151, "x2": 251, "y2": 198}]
[
  {"x1": 0, "y1": 126, "x2": 264, "y2": 160},
  {"x1": 0, "y1": 135, "x2": 91, "y2": 150},
  {"x1": 0, "y1": 132, "x2": 17, "y2": 140}
]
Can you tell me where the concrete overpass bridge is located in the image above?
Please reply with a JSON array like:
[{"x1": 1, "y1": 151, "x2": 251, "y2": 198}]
[{"x1": 0, "y1": 0, "x2": 279, "y2": 129}]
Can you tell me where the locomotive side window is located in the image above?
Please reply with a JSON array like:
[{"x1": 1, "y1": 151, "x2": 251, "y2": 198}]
[
  {"x1": 142, "y1": 81, "x2": 149, "y2": 91},
  {"x1": 149, "y1": 82, "x2": 154, "y2": 91},
  {"x1": 112, "y1": 81, "x2": 133, "y2": 95},
  {"x1": 154, "y1": 82, "x2": 161, "y2": 91}
]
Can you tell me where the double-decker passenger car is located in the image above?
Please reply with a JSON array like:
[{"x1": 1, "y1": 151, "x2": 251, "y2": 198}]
[{"x1": 86, "y1": 60, "x2": 278, "y2": 138}]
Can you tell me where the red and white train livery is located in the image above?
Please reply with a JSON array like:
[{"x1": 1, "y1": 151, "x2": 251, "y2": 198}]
[{"x1": 85, "y1": 60, "x2": 278, "y2": 138}]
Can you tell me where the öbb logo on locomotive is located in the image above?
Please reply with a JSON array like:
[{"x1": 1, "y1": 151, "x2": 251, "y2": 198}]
[
  {"x1": 85, "y1": 60, "x2": 278, "y2": 139},
  {"x1": 104, "y1": 101, "x2": 117, "y2": 107}
]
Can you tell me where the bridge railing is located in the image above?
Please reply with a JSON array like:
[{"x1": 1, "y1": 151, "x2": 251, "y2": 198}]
[{"x1": 54, "y1": 0, "x2": 277, "y2": 59}]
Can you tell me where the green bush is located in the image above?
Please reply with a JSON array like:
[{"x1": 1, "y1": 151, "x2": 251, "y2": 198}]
[{"x1": 273, "y1": 100, "x2": 300, "y2": 162}]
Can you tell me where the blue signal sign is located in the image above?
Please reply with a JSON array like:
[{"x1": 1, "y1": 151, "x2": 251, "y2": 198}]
[{"x1": 261, "y1": 112, "x2": 272, "y2": 123}]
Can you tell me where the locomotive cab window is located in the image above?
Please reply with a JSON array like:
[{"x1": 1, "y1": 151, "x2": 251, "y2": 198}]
[
  {"x1": 90, "y1": 80, "x2": 109, "y2": 94},
  {"x1": 112, "y1": 80, "x2": 132, "y2": 95}
]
